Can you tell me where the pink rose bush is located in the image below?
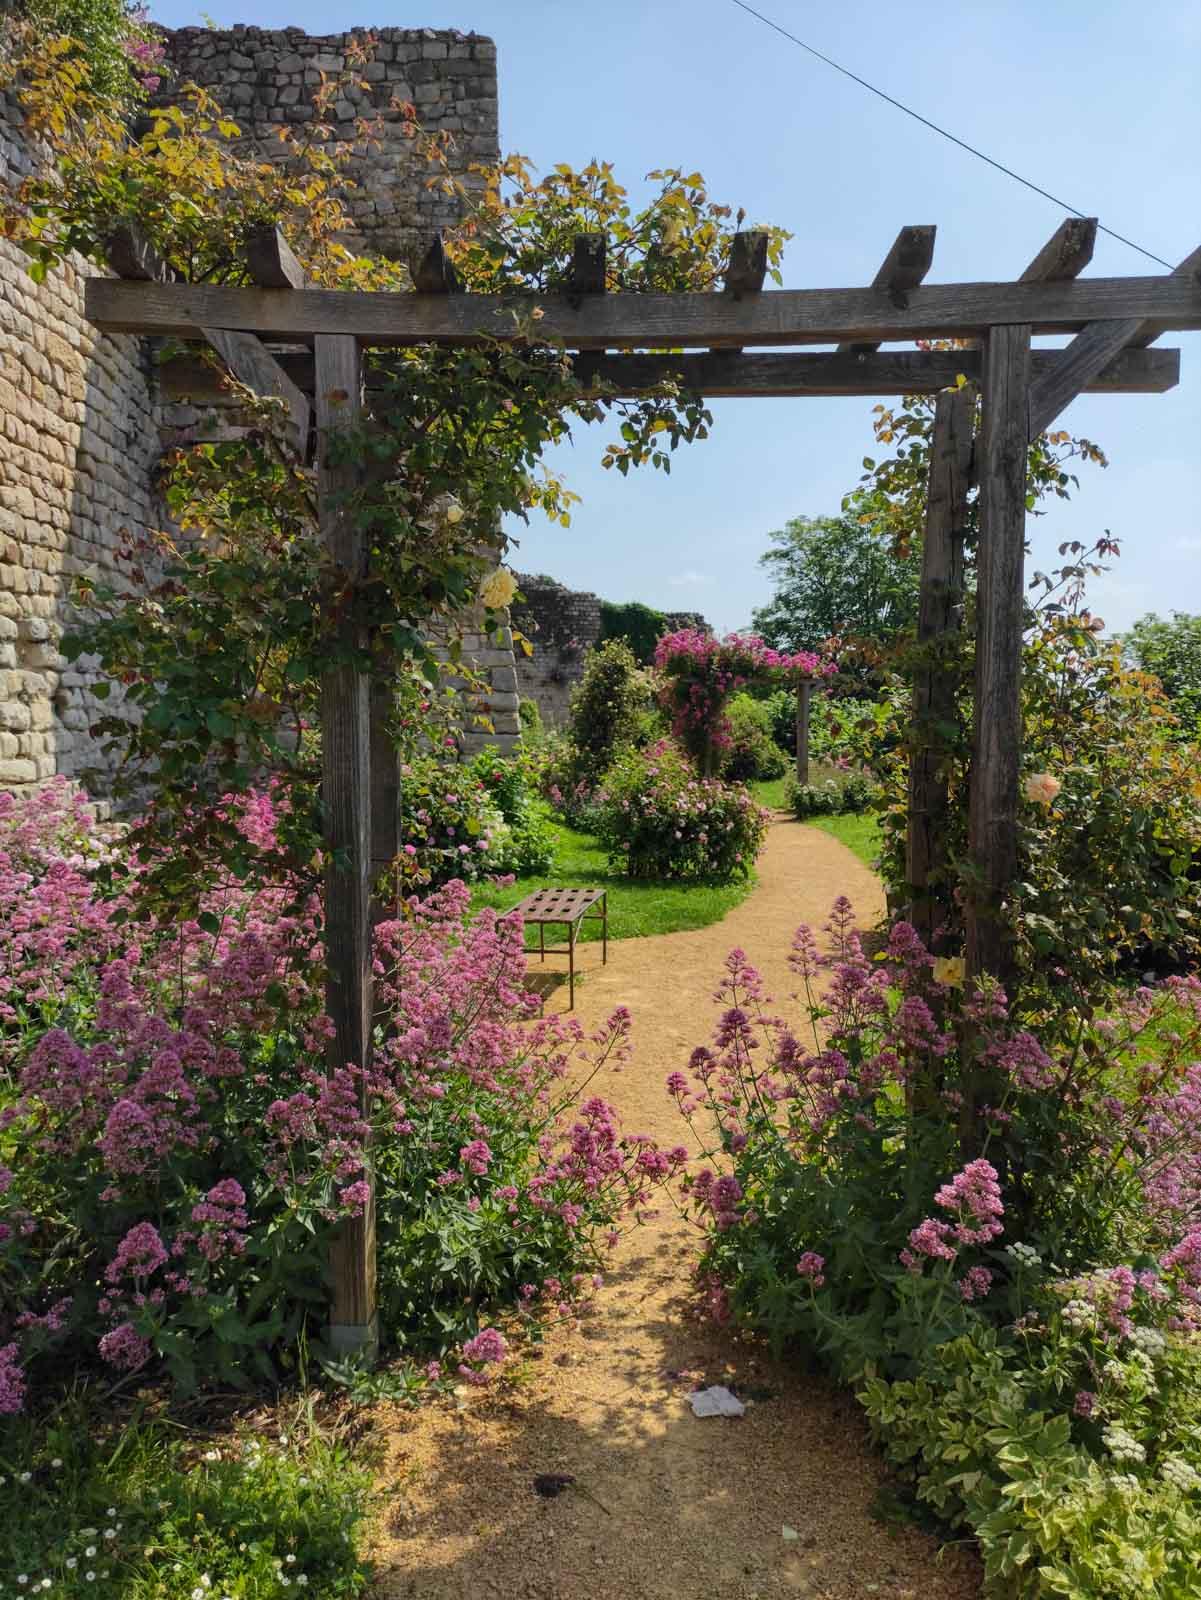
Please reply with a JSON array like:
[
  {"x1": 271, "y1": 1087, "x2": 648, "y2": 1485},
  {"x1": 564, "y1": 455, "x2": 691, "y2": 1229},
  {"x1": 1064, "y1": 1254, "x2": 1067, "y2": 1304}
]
[
  {"x1": 595, "y1": 739, "x2": 768, "y2": 881},
  {"x1": 0, "y1": 783, "x2": 673, "y2": 1410},
  {"x1": 653, "y1": 629, "x2": 829, "y2": 770},
  {"x1": 671, "y1": 899, "x2": 1201, "y2": 1593}
]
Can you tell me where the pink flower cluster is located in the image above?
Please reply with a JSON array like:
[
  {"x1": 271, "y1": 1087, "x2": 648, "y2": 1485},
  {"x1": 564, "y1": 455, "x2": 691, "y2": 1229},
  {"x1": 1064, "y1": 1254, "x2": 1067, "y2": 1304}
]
[{"x1": 653, "y1": 629, "x2": 831, "y2": 761}]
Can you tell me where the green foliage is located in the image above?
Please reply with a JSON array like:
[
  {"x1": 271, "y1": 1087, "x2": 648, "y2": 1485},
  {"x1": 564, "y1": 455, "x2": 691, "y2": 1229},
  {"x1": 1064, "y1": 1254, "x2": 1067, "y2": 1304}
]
[
  {"x1": 752, "y1": 513, "x2": 921, "y2": 654},
  {"x1": 861, "y1": 1318, "x2": 1201, "y2": 1599},
  {"x1": 786, "y1": 770, "x2": 874, "y2": 818},
  {"x1": 518, "y1": 696, "x2": 542, "y2": 734},
  {"x1": 1124, "y1": 612, "x2": 1201, "y2": 733},
  {"x1": 0, "y1": 1406, "x2": 372, "y2": 1599},
  {"x1": 563, "y1": 639, "x2": 651, "y2": 787},
  {"x1": 470, "y1": 806, "x2": 756, "y2": 943},
  {"x1": 16, "y1": 0, "x2": 161, "y2": 106},
  {"x1": 721, "y1": 692, "x2": 787, "y2": 781},
  {"x1": 467, "y1": 747, "x2": 556, "y2": 877},
  {"x1": 594, "y1": 741, "x2": 768, "y2": 881},
  {"x1": 598, "y1": 599, "x2": 668, "y2": 664},
  {"x1": 397, "y1": 756, "x2": 508, "y2": 889}
]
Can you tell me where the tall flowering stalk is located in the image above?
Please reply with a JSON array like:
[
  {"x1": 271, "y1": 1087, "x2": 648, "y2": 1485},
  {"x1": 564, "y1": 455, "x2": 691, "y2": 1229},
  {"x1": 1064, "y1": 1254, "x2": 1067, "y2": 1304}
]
[
  {"x1": 669, "y1": 899, "x2": 1201, "y2": 1377},
  {"x1": 653, "y1": 629, "x2": 830, "y2": 774},
  {"x1": 0, "y1": 786, "x2": 676, "y2": 1410}
]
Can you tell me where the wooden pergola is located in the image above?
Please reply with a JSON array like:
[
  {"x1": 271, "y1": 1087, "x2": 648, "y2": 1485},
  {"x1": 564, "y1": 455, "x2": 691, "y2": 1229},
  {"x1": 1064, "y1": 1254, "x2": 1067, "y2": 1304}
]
[{"x1": 86, "y1": 217, "x2": 1201, "y2": 1352}]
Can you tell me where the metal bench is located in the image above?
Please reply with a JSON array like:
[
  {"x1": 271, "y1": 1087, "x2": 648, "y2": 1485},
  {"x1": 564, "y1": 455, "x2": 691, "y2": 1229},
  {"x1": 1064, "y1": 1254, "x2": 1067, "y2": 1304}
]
[{"x1": 510, "y1": 886, "x2": 608, "y2": 1009}]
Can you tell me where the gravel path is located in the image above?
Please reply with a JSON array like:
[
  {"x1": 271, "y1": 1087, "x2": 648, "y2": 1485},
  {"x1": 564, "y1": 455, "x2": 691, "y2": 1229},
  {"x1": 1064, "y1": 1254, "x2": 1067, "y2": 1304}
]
[{"x1": 369, "y1": 819, "x2": 981, "y2": 1600}]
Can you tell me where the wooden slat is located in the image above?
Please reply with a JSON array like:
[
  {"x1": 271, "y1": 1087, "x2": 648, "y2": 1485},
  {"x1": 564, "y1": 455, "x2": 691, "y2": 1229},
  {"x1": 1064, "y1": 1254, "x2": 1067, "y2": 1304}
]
[
  {"x1": 159, "y1": 344, "x2": 1181, "y2": 403},
  {"x1": 838, "y1": 225, "x2": 936, "y2": 353},
  {"x1": 245, "y1": 224, "x2": 306, "y2": 289},
  {"x1": 315, "y1": 334, "x2": 377, "y2": 1356},
  {"x1": 1027, "y1": 244, "x2": 1201, "y2": 437},
  {"x1": 200, "y1": 327, "x2": 311, "y2": 459},
  {"x1": 1019, "y1": 217, "x2": 1096, "y2": 282},
  {"x1": 570, "y1": 233, "x2": 607, "y2": 295},
  {"x1": 412, "y1": 231, "x2": 461, "y2": 294},
  {"x1": 85, "y1": 273, "x2": 1201, "y2": 349},
  {"x1": 105, "y1": 222, "x2": 172, "y2": 282},
  {"x1": 724, "y1": 231, "x2": 770, "y2": 296},
  {"x1": 906, "y1": 383, "x2": 974, "y2": 950},
  {"x1": 965, "y1": 324, "x2": 1031, "y2": 998}
]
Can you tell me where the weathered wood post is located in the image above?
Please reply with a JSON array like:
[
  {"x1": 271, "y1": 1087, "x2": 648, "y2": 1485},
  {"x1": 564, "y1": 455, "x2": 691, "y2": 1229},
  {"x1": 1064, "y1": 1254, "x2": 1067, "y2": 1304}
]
[
  {"x1": 794, "y1": 678, "x2": 811, "y2": 786},
  {"x1": 369, "y1": 667, "x2": 400, "y2": 925},
  {"x1": 965, "y1": 325, "x2": 1030, "y2": 988},
  {"x1": 315, "y1": 334, "x2": 378, "y2": 1356},
  {"x1": 906, "y1": 383, "x2": 974, "y2": 949}
]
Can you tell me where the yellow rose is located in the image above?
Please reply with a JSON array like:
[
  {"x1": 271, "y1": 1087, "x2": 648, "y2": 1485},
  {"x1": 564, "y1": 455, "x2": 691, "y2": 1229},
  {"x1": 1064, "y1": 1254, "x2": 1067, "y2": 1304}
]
[
  {"x1": 479, "y1": 568, "x2": 518, "y2": 610},
  {"x1": 932, "y1": 956, "x2": 966, "y2": 989}
]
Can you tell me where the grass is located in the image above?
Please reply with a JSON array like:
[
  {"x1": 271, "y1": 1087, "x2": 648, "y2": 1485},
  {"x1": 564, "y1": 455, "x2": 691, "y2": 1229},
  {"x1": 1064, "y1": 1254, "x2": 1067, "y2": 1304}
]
[
  {"x1": 0, "y1": 1397, "x2": 371, "y2": 1599},
  {"x1": 808, "y1": 811, "x2": 883, "y2": 868},
  {"x1": 470, "y1": 811, "x2": 756, "y2": 944}
]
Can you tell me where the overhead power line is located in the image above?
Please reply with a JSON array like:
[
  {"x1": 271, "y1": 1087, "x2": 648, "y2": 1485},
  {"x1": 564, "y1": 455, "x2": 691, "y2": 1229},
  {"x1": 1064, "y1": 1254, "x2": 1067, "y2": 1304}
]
[{"x1": 727, "y1": 0, "x2": 1175, "y2": 271}]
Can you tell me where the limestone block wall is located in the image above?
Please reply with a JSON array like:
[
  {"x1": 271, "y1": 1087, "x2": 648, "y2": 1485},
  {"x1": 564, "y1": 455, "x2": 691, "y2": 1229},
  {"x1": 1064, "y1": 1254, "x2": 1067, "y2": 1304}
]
[
  {"x1": 157, "y1": 24, "x2": 498, "y2": 264},
  {"x1": 509, "y1": 575, "x2": 604, "y2": 730},
  {"x1": 0, "y1": 107, "x2": 159, "y2": 796}
]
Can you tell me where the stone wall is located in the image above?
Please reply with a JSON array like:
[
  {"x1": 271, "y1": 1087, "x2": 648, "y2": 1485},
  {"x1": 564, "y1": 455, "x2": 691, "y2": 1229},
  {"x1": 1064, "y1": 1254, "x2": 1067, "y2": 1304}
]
[
  {"x1": 0, "y1": 106, "x2": 159, "y2": 795},
  {"x1": 1, "y1": 23, "x2": 509, "y2": 796},
  {"x1": 509, "y1": 575, "x2": 604, "y2": 730},
  {"x1": 157, "y1": 24, "x2": 498, "y2": 264}
]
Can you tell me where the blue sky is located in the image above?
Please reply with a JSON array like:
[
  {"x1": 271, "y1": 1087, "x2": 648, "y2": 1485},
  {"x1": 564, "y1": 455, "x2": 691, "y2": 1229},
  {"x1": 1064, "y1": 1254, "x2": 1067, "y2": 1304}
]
[{"x1": 151, "y1": 0, "x2": 1201, "y2": 633}]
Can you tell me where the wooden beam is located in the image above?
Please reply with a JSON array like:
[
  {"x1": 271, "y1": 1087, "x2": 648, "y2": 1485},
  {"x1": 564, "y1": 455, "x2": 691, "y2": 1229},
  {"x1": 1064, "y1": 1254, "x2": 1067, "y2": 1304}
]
[
  {"x1": 159, "y1": 343, "x2": 1180, "y2": 406},
  {"x1": 838, "y1": 225, "x2": 936, "y2": 353},
  {"x1": 245, "y1": 224, "x2": 306, "y2": 290},
  {"x1": 794, "y1": 680, "x2": 812, "y2": 786},
  {"x1": 724, "y1": 231, "x2": 769, "y2": 296},
  {"x1": 965, "y1": 324, "x2": 1031, "y2": 997},
  {"x1": 315, "y1": 334, "x2": 377, "y2": 1357},
  {"x1": 1027, "y1": 244, "x2": 1201, "y2": 437},
  {"x1": 1019, "y1": 217, "x2": 1096, "y2": 282},
  {"x1": 412, "y1": 231, "x2": 461, "y2": 294},
  {"x1": 369, "y1": 665, "x2": 400, "y2": 926},
  {"x1": 570, "y1": 233, "x2": 607, "y2": 295},
  {"x1": 104, "y1": 222, "x2": 172, "y2": 282},
  {"x1": 200, "y1": 327, "x2": 311, "y2": 459},
  {"x1": 85, "y1": 272, "x2": 1201, "y2": 349},
  {"x1": 906, "y1": 383, "x2": 974, "y2": 951}
]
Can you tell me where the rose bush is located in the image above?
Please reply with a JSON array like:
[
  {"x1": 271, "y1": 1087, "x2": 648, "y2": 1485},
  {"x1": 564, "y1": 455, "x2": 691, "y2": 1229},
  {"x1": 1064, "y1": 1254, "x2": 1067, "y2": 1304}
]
[
  {"x1": 0, "y1": 782, "x2": 675, "y2": 1409},
  {"x1": 594, "y1": 740, "x2": 768, "y2": 881}
]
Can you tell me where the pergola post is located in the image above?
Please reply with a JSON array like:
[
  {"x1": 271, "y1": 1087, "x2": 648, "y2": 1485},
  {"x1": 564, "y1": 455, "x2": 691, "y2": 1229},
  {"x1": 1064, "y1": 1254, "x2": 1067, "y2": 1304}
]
[
  {"x1": 369, "y1": 657, "x2": 400, "y2": 925},
  {"x1": 315, "y1": 333, "x2": 378, "y2": 1357},
  {"x1": 907, "y1": 383, "x2": 974, "y2": 949},
  {"x1": 965, "y1": 324, "x2": 1031, "y2": 992},
  {"x1": 794, "y1": 679, "x2": 811, "y2": 786}
]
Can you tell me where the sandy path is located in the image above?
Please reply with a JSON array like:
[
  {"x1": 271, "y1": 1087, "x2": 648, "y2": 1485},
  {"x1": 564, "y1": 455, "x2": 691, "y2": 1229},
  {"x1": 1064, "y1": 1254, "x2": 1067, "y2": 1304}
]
[{"x1": 369, "y1": 820, "x2": 980, "y2": 1600}]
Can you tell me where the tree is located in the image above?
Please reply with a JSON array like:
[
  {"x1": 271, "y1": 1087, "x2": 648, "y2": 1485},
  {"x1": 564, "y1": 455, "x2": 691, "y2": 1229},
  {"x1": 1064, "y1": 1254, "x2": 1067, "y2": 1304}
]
[
  {"x1": 1123, "y1": 612, "x2": 1201, "y2": 729},
  {"x1": 752, "y1": 513, "x2": 921, "y2": 653}
]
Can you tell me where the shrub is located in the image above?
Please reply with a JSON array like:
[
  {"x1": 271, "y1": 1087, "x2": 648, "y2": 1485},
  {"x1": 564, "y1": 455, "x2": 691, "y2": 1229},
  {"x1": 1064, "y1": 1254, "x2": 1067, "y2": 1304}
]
[
  {"x1": 671, "y1": 904, "x2": 1201, "y2": 1595},
  {"x1": 467, "y1": 747, "x2": 556, "y2": 876},
  {"x1": 721, "y1": 693, "x2": 787, "y2": 781},
  {"x1": 786, "y1": 771, "x2": 874, "y2": 818},
  {"x1": 564, "y1": 639, "x2": 649, "y2": 786},
  {"x1": 0, "y1": 786, "x2": 677, "y2": 1409},
  {"x1": 598, "y1": 599, "x2": 668, "y2": 664},
  {"x1": 18, "y1": 0, "x2": 165, "y2": 103},
  {"x1": 594, "y1": 741, "x2": 768, "y2": 881},
  {"x1": 398, "y1": 755, "x2": 507, "y2": 888},
  {"x1": 518, "y1": 695, "x2": 542, "y2": 735}
]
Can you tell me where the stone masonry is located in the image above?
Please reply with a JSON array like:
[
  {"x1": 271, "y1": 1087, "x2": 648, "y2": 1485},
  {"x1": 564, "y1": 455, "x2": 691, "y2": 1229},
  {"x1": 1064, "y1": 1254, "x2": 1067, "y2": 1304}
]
[
  {"x1": 0, "y1": 23, "x2": 511, "y2": 794},
  {"x1": 509, "y1": 574, "x2": 604, "y2": 730}
]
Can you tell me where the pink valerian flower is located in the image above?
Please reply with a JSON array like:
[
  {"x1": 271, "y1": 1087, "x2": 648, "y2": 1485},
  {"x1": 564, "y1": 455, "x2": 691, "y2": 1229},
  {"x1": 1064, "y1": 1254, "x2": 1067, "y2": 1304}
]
[
  {"x1": 97, "y1": 1322, "x2": 151, "y2": 1372},
  {"x1": 958, "y1": 1266, "x2": 993, "y2": 1302},
  {"x1": 458, "y1": 1326, "x2": 508, "y2": 1384},
  {"x1": 901, "y1": 1217, "x2": 958, "y2": 1271},
  {"x1": 105, "y1": 1222, "x2": 168, "y2": 1285},
  {"x1": 934, "y1": 1159, "x2": 1005, "y2": 1245},
  {"x1": 796, "y1": 1252, "x2": 826, "y2": 1287},
  {"x1": 338, "y1": 1180, "x2": 372, "y2": 1215},
  {"x1": 0, "y1": 1342, "x2": 26, "y2": 1415},
  {"x1": 459, "y1": 1139, "x2": 492, "y2": 1175}
]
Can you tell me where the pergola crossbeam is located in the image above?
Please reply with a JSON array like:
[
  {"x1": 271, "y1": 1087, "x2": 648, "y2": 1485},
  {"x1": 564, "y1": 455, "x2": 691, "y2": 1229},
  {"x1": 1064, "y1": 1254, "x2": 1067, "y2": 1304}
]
[
  {"x1": 412, "y1": 231, "x2": 462, "y2": 295},
  {"x1": 245, "y1": 225, "x2": 307, "y2": 290},
  {"x1": 86, "y1": 272, "x2": 1201, "y2": 348},
  {"x1": 1019, "y1": 217, "x2": 1097, "y2": 283},
  {"x1": 571, "y1": 233, "x2": 607, "y2": 295},
  {"x1": 838, "y1": 224, "x2": 937, "y2": 354}
]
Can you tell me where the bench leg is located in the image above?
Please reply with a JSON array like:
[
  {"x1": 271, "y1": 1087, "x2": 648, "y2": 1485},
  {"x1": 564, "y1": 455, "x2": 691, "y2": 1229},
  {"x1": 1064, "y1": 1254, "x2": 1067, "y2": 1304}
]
[{"x1": 568, "y1": 919, "x2": 576, "y2": 1010}]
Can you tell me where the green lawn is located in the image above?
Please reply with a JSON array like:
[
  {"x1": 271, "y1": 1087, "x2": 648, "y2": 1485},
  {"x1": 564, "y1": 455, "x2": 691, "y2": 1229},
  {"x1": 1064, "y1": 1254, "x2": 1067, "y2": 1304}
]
[
  {"x1": 470, "y1": 813, "x2": 756, "y2": 944},
  {"x1": 808, "y1": 811, "x2": 883, "y2": 868}
]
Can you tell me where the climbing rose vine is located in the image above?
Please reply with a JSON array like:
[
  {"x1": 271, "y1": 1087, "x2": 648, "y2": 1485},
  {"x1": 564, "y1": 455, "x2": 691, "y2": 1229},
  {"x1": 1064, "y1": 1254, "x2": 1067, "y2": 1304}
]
[{"x1": 654, "y1": 629, "x2": 830, "y2": 770}]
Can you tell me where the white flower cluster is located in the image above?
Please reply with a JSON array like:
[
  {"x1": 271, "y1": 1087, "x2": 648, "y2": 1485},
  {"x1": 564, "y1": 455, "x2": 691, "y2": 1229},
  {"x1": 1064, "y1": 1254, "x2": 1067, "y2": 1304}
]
[
  {"x1": 1102, "y1": 1358, "x2": 1127, "y2": 1387},
  {"x1": 1108, "y1": 1472, "x2": 1141, "y2": 1498},
  {"x1": 1161, "y1": 1456, "x2": 1200, "y2": 1492},
  {"x1": 1129, "y1": 1326, "x2": 1166, "y2": 1357},
  {"x1": 1062, "y1": 1297, "x2": 1098, "y2": 1331},
  {"x1": 1103, "y1": 1424, "x2": 1147, "y2": 1465},
  {"x1": 1006, "y1": 1242, "x2": 1042, "y2": 1269}
]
